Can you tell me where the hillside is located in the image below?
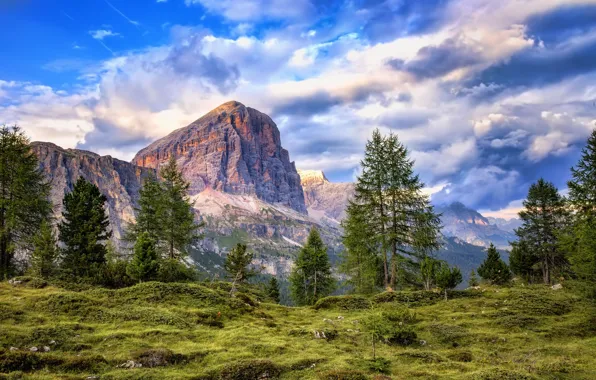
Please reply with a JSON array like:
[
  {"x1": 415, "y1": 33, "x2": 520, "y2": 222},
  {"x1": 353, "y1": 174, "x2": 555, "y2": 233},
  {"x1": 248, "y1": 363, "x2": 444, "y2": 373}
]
[{"x1": 1, "y1": 279, "x2": 595, "y2": 379}]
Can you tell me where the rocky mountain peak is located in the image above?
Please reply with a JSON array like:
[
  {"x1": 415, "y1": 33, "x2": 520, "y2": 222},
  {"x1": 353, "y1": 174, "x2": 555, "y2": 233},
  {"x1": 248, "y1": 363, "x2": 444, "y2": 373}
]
[
  {"x1": 132, "y1": 101, "x2": 306, "y2": 214},
  {"x1": 297, "y1": 169, "x2": 329, "y2": 186}
]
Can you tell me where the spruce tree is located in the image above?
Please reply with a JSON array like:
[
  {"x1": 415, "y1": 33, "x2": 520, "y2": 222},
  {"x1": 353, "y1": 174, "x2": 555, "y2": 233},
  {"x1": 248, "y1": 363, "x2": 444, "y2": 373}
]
[
  {"x1": 435, "y1": 263, "x2": 462, "y2": 300},
  {"x1": 127, "y1": 157, "x2": 202, "y2": 260},
  {"x1": 340, "y1": 201, "x2": 379, "y2": 294},
  {"x1": 30, "y1": 220, "x2": 58, "y2": 279},
  {"x1": 477, "y1": 243, "x2": 511, "y2": 285},
  {"x1": 0, "y1": 126, "x2": 51, "y2": 279},
  {"x1": 266, "y1": 276, "x2": 280, "y2": 303},
  {"x1": 515, "y1": 179, "x2": 568, "y2": 284},
  {"x1": 509, "y1": 240, "x2": 538, "y2": 283},
  {"x1": 224, "y1": 243, "x2": 255, "y2": 283},
  {"x1": 59, "y1": 177, "x2": 111, "y2": 278},
  {"x1": 468, "y1": 269, "x2": 479, "y2": 287},
  {"x1": 127, "y1": 232, "x2": 159, "y2": 283},
  {"x1": 289, "y1": 228, "x2": 334, "y2": 305},
  {"x1": 565, "y1": 130, "x2": 596, "y2": 283}
]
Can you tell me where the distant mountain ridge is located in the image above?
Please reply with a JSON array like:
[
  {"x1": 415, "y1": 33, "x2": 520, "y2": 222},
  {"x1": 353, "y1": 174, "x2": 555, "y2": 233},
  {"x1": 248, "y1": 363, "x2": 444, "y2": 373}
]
[{"x1": 297, "y1": 169, "x2": 354, "y2": 224}]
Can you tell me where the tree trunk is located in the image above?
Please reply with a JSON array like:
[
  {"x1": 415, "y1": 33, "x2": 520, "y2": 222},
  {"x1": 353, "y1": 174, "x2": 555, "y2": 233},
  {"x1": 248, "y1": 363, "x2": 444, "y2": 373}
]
[
  {"x1": 444, "y1": 289, "x2": 448, "y2": 301},
  {"x1": 390, "y1": 241, "x2": 397, "y2": 288}
]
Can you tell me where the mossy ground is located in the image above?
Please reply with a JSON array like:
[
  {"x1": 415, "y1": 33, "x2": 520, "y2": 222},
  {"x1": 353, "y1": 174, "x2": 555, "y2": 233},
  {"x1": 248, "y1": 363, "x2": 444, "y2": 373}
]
[{"x1": 1, "y1": 280, "x2": 595, "y2": 379}]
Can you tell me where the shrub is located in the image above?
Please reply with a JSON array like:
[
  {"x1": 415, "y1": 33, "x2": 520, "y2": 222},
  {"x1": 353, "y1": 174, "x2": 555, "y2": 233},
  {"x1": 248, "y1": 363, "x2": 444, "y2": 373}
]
[
  {"x1": 510, "y1": 291, "x2": 572, "y2": 316},
  {"x1": 0, "y1": 351, "x2": 107, "y2": 373},
  {"x1": 447, "y1": 350, "x2": 473, "y2": 362},
  {"x1": 318, "y1": 370, "x2": 368, "y2": 380},
  {"x1": 219, "y1": 359, "x2": 282, "y2": 380},
  {"x1": 429, "y1": 323, "x2": 469, "y2": 345},
  {"x1": 313, "y1": 295, "x2": 371, "y2": 311},
  {"x1": 366, "y1": 357, "x2": 391, "y2": 374},
  {"x1": 373, "y1": 291, "x2": 441, "y2": 306},
  {"x1": 132, "y1": 348, "x2": 186, "y2": 367},
  {"x1": 157, "y1": 259, "x2": 198, "y2": 283},
  {"x1": 386, "y1": 329, "x2": 417, "y2": 346},
  {"x1": 9, "y1": 276, "x2": 47, "y2": 289},
  {"x1": 289, "y1": 358, "x2": 326, "y2": 370},
  {"x1": 473, "y1": 368, "x2": 534, "y2": 380},
  {"x1": 494, "y1": 312, "x2": 539, "y2": 329},
  {"x1": 35, "y1": 293, "x2": 98, "y2": 316},
  {"x1": 398, "y1": 351, "x2": 445, "y2": 363}
]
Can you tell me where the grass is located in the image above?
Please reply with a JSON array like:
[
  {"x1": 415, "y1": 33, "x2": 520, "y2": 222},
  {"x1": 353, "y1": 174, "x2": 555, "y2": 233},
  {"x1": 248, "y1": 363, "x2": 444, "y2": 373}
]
[{"x1": 1, "y1": 280, "x2": 595, "y2": 379}]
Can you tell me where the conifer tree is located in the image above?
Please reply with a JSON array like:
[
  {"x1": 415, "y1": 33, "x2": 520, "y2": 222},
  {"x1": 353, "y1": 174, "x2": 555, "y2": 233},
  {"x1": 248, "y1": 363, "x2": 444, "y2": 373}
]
[
  {"x1": 289, "y1": 228, "x2": 334, "y2": 305},
  {"x1": 420, "y1": 256, "x2": 439, "y2": 291},
  {"x1": 59, "y1": 177, "x2": 111, "y2": 278},
  {"x1": 127, "y1": 157, "x2": 202, "y2": 260},
  {"x1": 468, "y1": 269, "x2": 479, "y2": 287},
  {"x1": 340, "y1": 201, "x2": 379, "y2": 294},
  {"x1": 224, "y1": 243, "x2": 255, "y2": 283},
  {"x1": 477, "y1": 243, "x2": 511, "y2": 285},
  {"x1": 30, "y1": 220, "x2": 58, "y2": 279},
  {"x1": 435, "y1": 263, "x2": 462, "y2": 300},
  {"x1": 564, "y1": 130, "x2": 596, "y2": 283},
  {"x1": 266, "y1": 276, "x2": 280, "y2": 303},
  {"x1": 127, "y1": 232, "x2": 159, "y2": 283},
  {"x1": 515, "y1": 179, "x2": 568, "y2": 284},
  {"x1": 0, "y1": 126, "x2": 52, "y2": 279},
  {"x1": 509, "y1": 240, "x2": 538, "y2": 283}
]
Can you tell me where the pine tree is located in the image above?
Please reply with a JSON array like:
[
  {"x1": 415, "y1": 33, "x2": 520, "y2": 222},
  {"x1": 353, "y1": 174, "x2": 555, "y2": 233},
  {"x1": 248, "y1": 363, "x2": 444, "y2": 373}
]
[
  {"x1": 515, "y1": 179, "x2": 568, "y2": 284},
  {"x1": 30, "y1": 220, "x2": 58, "y2": 279},
  {"x1": 266, "y1": 276, "x2": 280, "y2": 303},
  {"x1": 0, "y1": 126, "x2": 52, "y2": 279},
  {"x1": 127, "y1": 232, "x2": 159, "y2": 283},
  {"x1": 509, "y1": 240, "x2": 538, "y2": 283},
  {"x1": 435, "y1": 263, "x2": 462, "y2": 300},
  {"x1": 127, "y1": 157, "x2": 202, "y2": 260},
  {"x1": 346, "y1": 129, "x2": 441, "y2": 289},
  {"x1": 420, "y1": 256, "x2": 439, "y2": 291},
  {"x1": 224, "y1": 243, "x2": 255, "y2": 283},
  {"x1": 468, "y1": 269, "x2": 479, "y2": 287},
  {"x1": 340, "y1": 201, "x2": 379, "y2": 294},
  {"x1": 59, "y1": 177, "x2": 111, "y2": 278},
  {"x1": 477, "y1": 243, "x2": 511, "y2": 285},
  {"x1": 289, "y1": 228, "x2": 334, "y2": 305},
  {"x1": 564, "y1": 130, "x2": 596, "y2": 283}
]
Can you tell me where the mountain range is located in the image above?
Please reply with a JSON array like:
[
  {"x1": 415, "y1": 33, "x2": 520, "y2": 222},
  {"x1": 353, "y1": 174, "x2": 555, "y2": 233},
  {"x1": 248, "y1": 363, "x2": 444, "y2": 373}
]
[{"x1": 32, "y1": 101, "x2": 519, "y2": 282}]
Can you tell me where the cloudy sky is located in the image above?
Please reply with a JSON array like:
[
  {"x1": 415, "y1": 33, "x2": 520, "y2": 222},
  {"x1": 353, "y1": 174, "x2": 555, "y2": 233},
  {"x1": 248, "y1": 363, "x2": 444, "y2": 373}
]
[{"x1": 1, "y1": 0, "x2": 595, "y2": 217}]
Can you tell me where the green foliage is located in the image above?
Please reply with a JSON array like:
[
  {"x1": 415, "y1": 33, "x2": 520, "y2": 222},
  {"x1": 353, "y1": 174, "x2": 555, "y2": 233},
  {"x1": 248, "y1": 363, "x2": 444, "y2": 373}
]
[
  {"x1": 290, "y1": 228, "x2": 334, "y2": 305},
  {"x1": 435, "y1": 263, "x2": 462, "y2": 300},
  {"x1": 266, "y1": 276, "x2": 280, "y2": 303},
  {"x1": 509, "y1": 240, "x2": 537, "y2": 283},
  {"x1": 420, "y1": 256, "x2": 439, "y2": 291},
  {"x1": 319, "y1": 370, "x2": 368, "y2": 380},
  {"x1": 515, "y1": 178, "x2": 569, "y2": 284},
  {"x1": 29, "y1": 220, "x2": 58, "y2": 279},
  {"x1": 219, "y1": 359, "x2": 282, "y2": 380},
  {"x1": 0, "y1": 126, "x2": 52, "y2": 279},
  {"x1": 372, "y1": 290, "x2": 442, "y2": 306},
  {"x1": 477, "y1": 244, "x2": 511, "y2": 285},
  {"x1": 8, "y1": 275, "x2": 47, "y2": 288},
  {"x1": 127, "y1": 232, "x2": 159, "y2": 283},
  {"x1": 313, "y1": 295, "x2": 371, "y2": 310},
  {"x1": 156, "y1": 258, "x2": 198, "y2": 282},
  {"x1": 469, "y1": 269, "x2": 479, "y2": 287},
  {"x1": 59, "y1": 177, "x2": 111, "y2": 279},
  {"x1": 348, "y1": 129, "x2": 441, "y2": 288},
  {"x1": 428, "y1": 323, "x2": 469, "y2": 346},
  {"x1": 131, "y1": 348, "x2": 187, "y2": 367},
  {"x1": 224, "y1": 243, "x2": 255, "y2": 283},
  {"x1": 127, "y1": 157, "x2": 202, "y2": 260}
]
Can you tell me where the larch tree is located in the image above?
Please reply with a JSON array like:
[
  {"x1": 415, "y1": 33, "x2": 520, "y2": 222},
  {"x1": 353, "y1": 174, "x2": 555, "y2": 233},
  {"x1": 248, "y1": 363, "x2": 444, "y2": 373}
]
[
  {"x1": 30, "y1": 220, "x2": 58, "y2": 279},
  {"x1": 289, "y1": 228, "x2": 334, "y2": 305},
  {"x1": 0, "y1": 126, "x2": 51, "y2": 279},
  {"x1": 224, "y1": 243, "x2": 255, "y2": 283},
  {"x1": 59, "y1": 177, "x2": 111, "y2": 278},
  {"x1": 435, "y1": 262, "x2": 462, "y2": 300},
  {"x1": 514, "y1": 178, "x2": 569, "y2": 284}
]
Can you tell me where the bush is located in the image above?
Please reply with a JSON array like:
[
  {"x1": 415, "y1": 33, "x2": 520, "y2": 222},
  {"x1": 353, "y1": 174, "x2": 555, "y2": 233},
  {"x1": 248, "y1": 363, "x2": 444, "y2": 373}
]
[
  {"x1": 318, "y1": 370, "x2": 368, "y2": 380},
  {"x1": 219, "y1": 359, "x2": 282, "y2": 380},
  {"x1": 448, "y1": 350, "x2": 473, "y2": 362},
  {"x1": 157, "y1": 259, "x2": 198, "y2": 282},
  {"x1": 373, "y1": 291, "x2": 441, "y2": 306},
  {"x1": 473, "y1": 368, "x2": 534, "y2": 380},
  {"x1": 386, "y1": 328, "x2": 417, "y2": 346},
  {"x1": 398, "y1": 351, "x2": 445, "y2": 363},
  {"x1": 366, "y1": 357, "x2": 391, "y2": 374},
  {"x1": 35, "y1": 293, "x2": 98, "y2": 316},
  {"x1": 493, "y1": 312, "x2": 539, "y2": 329},
  {"x1": 132, "y1": 348, "x2": 186, "y2": 367},
  {"x1": 429, "y1": 323, "x2": 469, "y2": 346},
  {"x1": 0, "y1": 351, "x2": 107, "y2": 373},
  {"x1": 289, "y1": 358, "x2": 326, "y2": 370},
  {"x1": 313, "y1": 295, "x2": 371, "y2": 310},
  {"x1": 510, "y1": 290, "x2": 572, "y2": 316},
  {"x1": 9, "y1": 276, "x2": 47, "y2": 288}
]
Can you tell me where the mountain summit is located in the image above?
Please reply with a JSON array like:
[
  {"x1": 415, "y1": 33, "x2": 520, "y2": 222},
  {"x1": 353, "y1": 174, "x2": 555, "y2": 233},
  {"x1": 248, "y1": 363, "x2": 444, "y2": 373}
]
[{"x1": 133, "y1": 101, "x2": 306, "y2": 213}]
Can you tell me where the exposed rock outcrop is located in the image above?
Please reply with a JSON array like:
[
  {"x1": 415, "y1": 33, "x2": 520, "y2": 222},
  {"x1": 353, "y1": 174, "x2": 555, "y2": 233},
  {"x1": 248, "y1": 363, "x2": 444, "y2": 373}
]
[
  {"x1": 133, "y1": 101, "x2": 306, "y2": 214},
  {"x1": 298, "y1": 169, "x2": 354, "y2": 223}
]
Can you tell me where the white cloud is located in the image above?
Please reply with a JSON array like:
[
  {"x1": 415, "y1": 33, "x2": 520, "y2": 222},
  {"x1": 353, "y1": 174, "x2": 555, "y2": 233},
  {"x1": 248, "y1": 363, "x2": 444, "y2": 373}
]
[{"x1": 89, "y1": 29, "x2": 120, "y2": 40}]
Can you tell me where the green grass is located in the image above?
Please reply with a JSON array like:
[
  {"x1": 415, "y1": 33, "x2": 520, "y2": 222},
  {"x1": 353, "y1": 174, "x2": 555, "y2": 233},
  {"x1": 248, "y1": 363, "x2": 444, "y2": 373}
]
[{"x1": 1, "y1": 280, "x2": 595, "y2": 379}]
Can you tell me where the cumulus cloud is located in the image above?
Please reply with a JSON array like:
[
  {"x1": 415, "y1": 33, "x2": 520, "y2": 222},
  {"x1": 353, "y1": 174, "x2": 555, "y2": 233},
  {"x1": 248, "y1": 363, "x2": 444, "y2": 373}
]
[{"x1": 89, "y1": 29, "x2": 120, "y2": 40}]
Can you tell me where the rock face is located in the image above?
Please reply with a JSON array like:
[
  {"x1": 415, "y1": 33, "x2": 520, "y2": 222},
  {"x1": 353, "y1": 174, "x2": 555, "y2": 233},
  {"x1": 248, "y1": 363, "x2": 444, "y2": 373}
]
[
  {"x1": 132, "y1": 101, "x2": 306, "y2": 214},
  {"x1": 298, "y1": 169, "x2": 354, "y2": 223},
  {"x1": 436, "y1": 202, "x2": 515, "y2": 249},
  {"x1": 32, "y1": 142, "x2": 154, "y2": 241}
]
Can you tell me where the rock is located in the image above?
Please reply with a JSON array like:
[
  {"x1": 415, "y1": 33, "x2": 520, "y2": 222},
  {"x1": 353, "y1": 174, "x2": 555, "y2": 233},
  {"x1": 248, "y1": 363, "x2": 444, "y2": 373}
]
[
  {"x1": 49, "y1": 340, "x2": 56, "y2": 345},
  {"x1": 552, "y1": 283, "x2": 563, "y2": 290},
  {"x1": 8, "y1": 279, "x2": 22, "y2": 286},
  {"x1": 86, "y1": 376, "x2": 100, "y2": 380},
  {"x1": 43, "y1": 346, "x2": 50, "y2": 352},
  {"x1": 9, "y1": 347, "x2": 18, "y2": 351},
  {"x1": 420, "y1": 340, "x2": 427, "y2": 346},
  {"x1": 298, "y1": 169, "x2": 354, "y2": 222},
  {"x1": 337, "y1": 316, "x2": 344, "y2": 320},
  {"x1": 118, "y1": 360, "x2": 142, "y2": 369},
  {"x1": 29, "y1": 347, "x2": 38, "y2": 352},
  {"x1": 133, "y1": 101, "x2": 306, "y2": 214}
]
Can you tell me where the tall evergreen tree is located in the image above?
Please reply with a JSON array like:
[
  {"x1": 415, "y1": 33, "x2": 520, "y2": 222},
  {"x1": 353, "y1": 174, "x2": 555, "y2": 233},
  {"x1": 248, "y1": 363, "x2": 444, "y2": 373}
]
[
  {"x1": 266, "y1": 276, "x2": 281, "y2": 303},
  {"x1": 515, "y1": 179, "x2": 568, "y2": 284},
  {"x1": 0, "y1": 126, "x2": 51, "y2": 279},
  {"x1": 224, "y1": 243, "x2": 255, "y2": 283},
  {"x1": 289, "y1": 228, "x2": 334, "y2": 305},
  {"x1": 477, "y1": 243, "x2": 511, "y2": 285},
  {"x1": 420, "y1": 256, "x2": 439, "y2": 291},
  {"x1": 509, "y1": 240, "x2": 538, "y2": 283},
  {"x1": 127, "y1": 157, "x2": 202, "y2": 260},
  {"x1": 127, "y1": 232, "x2": 159, "y2": 283},
  {"x1": 346, "y1": 130, "x2": 441, "y2": 289},
  {"x1": 340, "y1": 201, "x2": 379, "y2": 294},
  {"x1": 564, "y1": 130, "x2": 596, "y2": 283},
  {"x1": 30, "y1": 220, "x2": 58, "y2": 279},
  {"x1": 435, "y1": 263, "x2": 462, "y2": 300},
  {"x1": 59, "y1": 177, "x2": 111, "y2": 278}
]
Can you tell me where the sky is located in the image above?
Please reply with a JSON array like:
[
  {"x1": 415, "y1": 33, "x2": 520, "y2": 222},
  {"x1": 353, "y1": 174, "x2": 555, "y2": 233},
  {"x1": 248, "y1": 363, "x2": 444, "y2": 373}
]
[{"x1": 1, "y1": 0, "x2": 596, "y2": 218}]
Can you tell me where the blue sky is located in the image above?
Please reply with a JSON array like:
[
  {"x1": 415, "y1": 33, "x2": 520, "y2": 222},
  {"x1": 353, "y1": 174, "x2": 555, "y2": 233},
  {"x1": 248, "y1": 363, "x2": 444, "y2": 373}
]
[{"x1": 1, "y1": 0, "x2": 596, "y2": 218}]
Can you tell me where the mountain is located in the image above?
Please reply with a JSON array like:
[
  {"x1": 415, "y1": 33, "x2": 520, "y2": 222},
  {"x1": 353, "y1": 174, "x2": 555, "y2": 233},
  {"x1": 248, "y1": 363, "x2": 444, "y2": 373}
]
[
  {"x1": 486, "y1": 217, "x2": 523, "y2": 233},
  {"x1": 133, "y1": 101, "x2": 306, "y2": 214},
  {"x1": 436, "y1": 202, "x2": 515, "y2": 249},
  {"x1": 33, "y1": 102, "x2": 341, "y2": 278},
  {"x1": 298, "y1": 169, "x2": 354, "y2": 225}
]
